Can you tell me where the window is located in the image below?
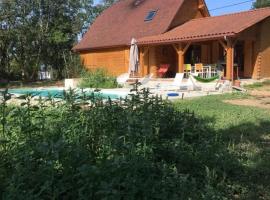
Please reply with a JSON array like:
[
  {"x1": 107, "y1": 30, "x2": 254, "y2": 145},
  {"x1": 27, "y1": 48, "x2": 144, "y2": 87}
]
[{"x1": 145, "y1": 10, "x2": 157, "y2": 21}]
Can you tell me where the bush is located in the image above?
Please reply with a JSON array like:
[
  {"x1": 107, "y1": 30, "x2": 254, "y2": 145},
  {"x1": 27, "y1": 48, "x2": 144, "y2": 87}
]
[
  {"x1": 79, "y1": 68, "x2": 118, "y2": 89},
  {"x1": 0, "y1": 88, "x2": 244, "y2": 199},
  {"x1": 63, "y1": 53, "x2": 84, "y2": 79}
]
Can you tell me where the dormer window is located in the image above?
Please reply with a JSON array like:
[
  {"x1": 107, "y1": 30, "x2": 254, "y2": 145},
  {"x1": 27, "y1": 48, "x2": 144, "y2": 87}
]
[
  {"x1": 134, "y1": 0, "x2": 144, "y2": 6},
  {"x1": 145, "y1": 10, "x2": 157, "y2": 21}
]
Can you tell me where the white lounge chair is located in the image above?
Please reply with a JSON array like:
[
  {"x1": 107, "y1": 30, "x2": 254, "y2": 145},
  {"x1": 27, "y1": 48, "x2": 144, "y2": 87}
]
[
  {"x1": 136, "y1": 74, "x2": 154, "y2": 90},
  {"x1": 157, "y1": 73, "x2": 194, "y2": 91},
  {"x1": 189, "y1": 75, "x2": 202, "y2": 91},
  {"x1": 140, "y1": 74, "x2": 153, "y2": 85},
  {"x1": 117, "y1": 73, "x2": 130, "y2": 86}
]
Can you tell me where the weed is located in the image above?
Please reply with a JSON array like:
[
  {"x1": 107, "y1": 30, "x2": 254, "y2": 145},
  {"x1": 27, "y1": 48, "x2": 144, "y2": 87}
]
[
  {"x1": 79, "y1": 68, "x2": 118, "y2": 89},
  {"x1": 0, "y1": 91, "x2": 269, "y2": 199}
]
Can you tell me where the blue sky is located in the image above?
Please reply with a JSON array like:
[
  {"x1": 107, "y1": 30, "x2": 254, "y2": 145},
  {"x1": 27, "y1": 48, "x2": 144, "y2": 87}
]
[{"x1": 93, "y1": 0, "x2": 256, "y2": 16}]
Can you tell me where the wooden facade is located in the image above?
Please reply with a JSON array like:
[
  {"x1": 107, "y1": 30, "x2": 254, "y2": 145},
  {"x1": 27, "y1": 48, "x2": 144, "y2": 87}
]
[
  {"x1": 78, "y1": 0, "x2": 270, "y2": 80},
  {"x1": 80, "y1": 48, "x2": 130, "y2": 76},
  {"x1": 79, "y1": 0, "x2": 209, "y2": 77},
  {"x1": 137, "y1": 17, "x2": 270, "y2": 80}
]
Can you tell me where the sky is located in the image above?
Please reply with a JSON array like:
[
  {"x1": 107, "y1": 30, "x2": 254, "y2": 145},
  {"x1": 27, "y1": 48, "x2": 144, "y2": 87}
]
[{"x1": 93, "y1": 0, "x2": 256, "y2": 16}]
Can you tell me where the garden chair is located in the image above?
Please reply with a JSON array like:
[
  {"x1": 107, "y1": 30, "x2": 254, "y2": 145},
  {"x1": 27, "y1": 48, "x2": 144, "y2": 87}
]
[
  {"x1": 184, "y1": 64, "x2": 192, "y2": 77},
  {"x1": 195, "y1": 63, "x2": 204, "y2": 77}
]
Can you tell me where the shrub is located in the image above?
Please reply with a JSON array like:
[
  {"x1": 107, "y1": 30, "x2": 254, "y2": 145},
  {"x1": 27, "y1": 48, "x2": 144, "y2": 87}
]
[
  {"x1": 63, "y1": 53, "x2": 84, "y2": 79},
  {"x1": 79, "y1": 68, "x2": 118, "y2": 89},
  {"x1": 0, "y1": 87, "x2": 245, "y2": 199}
]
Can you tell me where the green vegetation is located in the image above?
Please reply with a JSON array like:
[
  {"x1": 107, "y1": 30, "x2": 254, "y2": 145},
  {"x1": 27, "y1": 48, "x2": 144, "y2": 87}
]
[
  {"x1": 0, "y1": 0, "x2": 112, "y2": 81},
  {"x1": 243, "y1": 80, "x2": 270, "y2": 90},
  {"x1": 174, "y1": 93, "x2": 270, "y2": 199},
  {"x1": 193, "y1": 75, "x2": 219, "y2": 83},
  {"x1": 1, "y1": 89, "x2": 269, "y2": 199},
  {"x1": 79, "y1": 69, "x2": 118, "y2": 89},
  {"x1": 254, "y1": 0, "x2": 270, "y2": 8}
]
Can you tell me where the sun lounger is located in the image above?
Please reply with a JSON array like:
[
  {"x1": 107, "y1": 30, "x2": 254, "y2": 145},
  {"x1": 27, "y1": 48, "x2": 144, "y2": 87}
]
[
  {"x1": 156, "y1": 73, "x2": 194, "y2": 91},
  {"x1": 137, "y1": 74, "x2": 154, "y2": 89},
  {"x1": 117, "y1": 73, "x2": 130, "y2": 86}
]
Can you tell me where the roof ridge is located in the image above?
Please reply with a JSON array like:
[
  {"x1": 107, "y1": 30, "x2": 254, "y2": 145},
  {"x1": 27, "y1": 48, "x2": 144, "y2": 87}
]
[{"x1": 189, "y1": 7, "x2": 270, "y2": 22}]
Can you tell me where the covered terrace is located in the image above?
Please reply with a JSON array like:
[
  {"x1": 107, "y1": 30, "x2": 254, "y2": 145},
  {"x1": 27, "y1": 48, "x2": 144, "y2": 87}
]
[{"x1": 137, "y1": 8, "x2": 270, "y2": 81}]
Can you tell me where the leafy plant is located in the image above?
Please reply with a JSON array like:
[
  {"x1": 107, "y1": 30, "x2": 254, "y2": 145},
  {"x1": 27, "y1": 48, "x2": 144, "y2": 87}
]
[
  {"x1": 79, "y1": 68, "x2": 118, "y2": 89},
  {"x1": 1, "y1": 88, "x2": 269, "y2": 199}
]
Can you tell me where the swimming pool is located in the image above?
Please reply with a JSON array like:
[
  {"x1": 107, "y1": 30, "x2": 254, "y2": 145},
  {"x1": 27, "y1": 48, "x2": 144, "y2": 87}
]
[{"x1": 7, "y1": 88, "x2": 124, "y2": 99}]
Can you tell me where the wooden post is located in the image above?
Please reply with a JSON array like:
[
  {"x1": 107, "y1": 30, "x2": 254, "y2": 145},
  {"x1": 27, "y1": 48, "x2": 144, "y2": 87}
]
[
  {"x1": 226, "y1": 40, "x2": 234, "y2": 80},
  {"x1": 219, "y1": 39, "x2": 235, "y2": 80},
  {"x1": 178, "y1": 43, "x2": 185, "y2": 73},
  {"x1": 173, "y1": 43, "x2": 190, "y2": 73},
  {"x1": 173, "y1": 42, "x2": 191, "y2": 73},
  {"x1": 139, "y1": 48, "x2": 144, "y2": 77}
]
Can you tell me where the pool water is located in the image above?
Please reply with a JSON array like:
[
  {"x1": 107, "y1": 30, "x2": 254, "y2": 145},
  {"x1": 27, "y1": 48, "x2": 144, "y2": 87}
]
[{"x1": 8, "y1": 88, "x2": 121, "y2": 99}]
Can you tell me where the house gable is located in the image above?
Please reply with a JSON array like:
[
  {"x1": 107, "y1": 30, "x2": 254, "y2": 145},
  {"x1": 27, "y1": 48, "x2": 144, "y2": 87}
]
[
  {"x1": 73, "y1": 0, "x2": 207, "y2": 52},
  {"x1": 169, "y1": 0, "x2": 210, "y2": 30}
]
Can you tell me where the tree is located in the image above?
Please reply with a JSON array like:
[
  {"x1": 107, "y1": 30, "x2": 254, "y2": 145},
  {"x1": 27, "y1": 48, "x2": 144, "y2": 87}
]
[
  {"x1": 0, "y1": 0, "x2": 98, "y2": 81},
  {"x1": 0, "y1": 0, "x2": 119, "y2": 81},
  {"x1": 253, "y1": 0, "x2": 270, "y2": 8}
]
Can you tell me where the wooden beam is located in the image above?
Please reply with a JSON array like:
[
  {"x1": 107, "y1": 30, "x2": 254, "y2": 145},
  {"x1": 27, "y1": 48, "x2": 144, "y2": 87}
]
[
  {"x1": 198, "y1": 4, "x2": 205, "y2": 10},
  {"x1": 183, "y1": 42, "x2": 191, "y2": 55},
  {"x1": 144, "y1": 46, "x2": 149, "y2": 55},
  {"x1": 172, "y1": 44, "x2": 179, "y2": 53},
  {"x1": 218, "y1": 40, "x2": 228, "y2": 51},
  {"x1": 226, "y1": 40, "x2": 234, "y2": 80}
]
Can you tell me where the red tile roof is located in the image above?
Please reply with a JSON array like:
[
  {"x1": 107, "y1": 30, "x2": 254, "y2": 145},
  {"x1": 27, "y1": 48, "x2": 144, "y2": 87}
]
[
  {"x1": 73, "y1": 0, "x2": 186, "y2": 51},
  {"x1": 138, "y1": 7, "x2": 270, "y2": 45}
]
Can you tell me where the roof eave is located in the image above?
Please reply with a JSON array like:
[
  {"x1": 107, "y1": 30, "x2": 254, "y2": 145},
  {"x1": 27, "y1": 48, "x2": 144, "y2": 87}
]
[
  {"x1": 138, "y1": 33, "x2": 236, "y2": 46},
  {"x1": 72, "y1": 44, "x2": 130, "y2": 53}
]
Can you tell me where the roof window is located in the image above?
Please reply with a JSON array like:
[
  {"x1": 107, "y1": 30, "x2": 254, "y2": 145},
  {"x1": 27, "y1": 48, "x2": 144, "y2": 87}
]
[
  {"x1": 145, "y1": 10, "x2": 157, "y2": 21},
  {"x1": 134, "y1": 0, "x2": 144, "y2": 6}
]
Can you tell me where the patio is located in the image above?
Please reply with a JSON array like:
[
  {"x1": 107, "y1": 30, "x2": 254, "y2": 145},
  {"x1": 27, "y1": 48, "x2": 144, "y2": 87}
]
[{"x1": 137, "y1": 38, "x2": 249, "y2": 83}]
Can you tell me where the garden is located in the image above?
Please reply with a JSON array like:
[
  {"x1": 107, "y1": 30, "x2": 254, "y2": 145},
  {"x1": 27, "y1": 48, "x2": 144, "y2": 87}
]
[{"x1": 1, "y1": 86, "x2": 270, "y2": 199}]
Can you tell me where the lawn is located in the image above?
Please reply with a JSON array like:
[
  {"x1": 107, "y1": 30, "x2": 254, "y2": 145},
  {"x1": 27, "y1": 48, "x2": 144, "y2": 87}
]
[{"x1": 174, "y1": 93, "x2": 270, "y2": 199}]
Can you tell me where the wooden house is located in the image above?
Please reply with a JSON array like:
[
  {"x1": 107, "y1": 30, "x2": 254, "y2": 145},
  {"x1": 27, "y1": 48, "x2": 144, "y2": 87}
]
[{"x1": 73, "y1": 0, "x2": 270, "y2": 80}]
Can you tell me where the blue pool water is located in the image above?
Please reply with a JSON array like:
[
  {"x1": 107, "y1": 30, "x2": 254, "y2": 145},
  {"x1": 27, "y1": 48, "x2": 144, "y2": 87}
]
[{"x1": 8, "y1": 88, "x2": 121, "y2": 99}]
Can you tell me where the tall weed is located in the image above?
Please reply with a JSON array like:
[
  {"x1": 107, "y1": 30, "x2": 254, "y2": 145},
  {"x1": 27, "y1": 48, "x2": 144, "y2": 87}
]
[
  {"x1": 0, "y1": 86, "x2": 242, "y2": 199},
  {"x1": 79, "y1": 68, "x2": 118, "y2": 89}
]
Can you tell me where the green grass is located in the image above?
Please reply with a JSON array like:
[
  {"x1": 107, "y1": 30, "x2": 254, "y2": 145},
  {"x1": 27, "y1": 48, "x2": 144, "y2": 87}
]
[
  {"x1": 174, "y1": 93, "x2": 270, "y2": 199},
  {"x1": 244, "y1": 79, "x2": 270, "y2": 90}
]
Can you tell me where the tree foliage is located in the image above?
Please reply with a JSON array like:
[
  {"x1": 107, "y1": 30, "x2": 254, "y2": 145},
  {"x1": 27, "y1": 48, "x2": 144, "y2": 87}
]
[
  {"x1": 253, "y1": 0, "x2": 270, "y2": 8},
  {"x1": 0, "y1": 0, "x2": 107, "y2": 81}
]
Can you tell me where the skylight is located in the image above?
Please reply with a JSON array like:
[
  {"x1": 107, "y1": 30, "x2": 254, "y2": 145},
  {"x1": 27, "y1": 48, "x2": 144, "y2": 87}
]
[{"x1": 145, "y1": 10, "x2": 157, "y2": 21}]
